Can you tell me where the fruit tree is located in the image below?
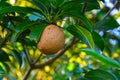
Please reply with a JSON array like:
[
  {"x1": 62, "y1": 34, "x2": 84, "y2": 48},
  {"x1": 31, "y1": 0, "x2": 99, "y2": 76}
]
[{"x1": 0, "y1": 0, "x2": 120, "y2": 80}]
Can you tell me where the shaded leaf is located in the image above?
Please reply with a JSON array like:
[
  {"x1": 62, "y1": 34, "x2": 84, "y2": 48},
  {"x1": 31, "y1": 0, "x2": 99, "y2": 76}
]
[
  {"x1": 0, "y1": 6, "x2": 41, "y2": 15},
  {"x1": 95, "y1": 17, "x2": 119, "y2": 30},
  {"x1": 0, "y1": 1, "x2": 11, "y2": 8},
  {"x1": 53, "y1": 0, "x2": 67, "y2": 8},
  {"x1": 61, "y1": 0, "x2": 99, "y2": 12},
  {"x1": 81, "y1": 0, "x2": 100, "y2": 11},
  {"x1": 81, "y1": 48, "x2": 120, "y2": 68},
  {"x1": 0, "y1": 50, "x2": 10, "y2": 62},
  {"x1": 113, "y1": 69, "x2": 120, "y2": 79},
  {"x1": 23, "y1": 38, "x2": 36, "y2": 46},
  {"x1": 11, "y1": 21, "x2": 37, "y2": 44},
  {"x1": 29, "y1": 23, "x2": 47, "y2": 42},
  {"x1": 14, "y1": 21, "x2": 36, "y2": 32},
  {"x1": 85, "y1": 69, "x2": 118, "y2": 80},
  {"x1": 32, "y1": 0, "x2": 47, "y2": 12},
  {"x1": 92, "y1": 31, "x2": 104, "y2": 51}
]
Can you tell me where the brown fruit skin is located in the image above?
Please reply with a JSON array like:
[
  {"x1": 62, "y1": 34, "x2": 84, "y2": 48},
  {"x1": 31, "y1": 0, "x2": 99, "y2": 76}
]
[{"x1": 37, "y1": 24, "x2": 65, "y2": 54}]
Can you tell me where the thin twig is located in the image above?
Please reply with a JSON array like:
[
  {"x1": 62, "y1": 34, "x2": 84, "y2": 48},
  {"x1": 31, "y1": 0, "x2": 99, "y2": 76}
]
[
  {"x1": 32, "y1": 53, "x2": 42, "y2": 64},
  {"x1": 23, "y1": 67, "x2": 32, "y2": 80},
  {"x1": 102, "y1": 1, "x2": 119, "y2": 20},
  {"x1": 33, "y1": 37, "x2": 78, "y2": 69},
  {"x1": 23, "y1": 45, "x2": 31, "y2": 65},
  {"x1": 23, "y1": 51, "x2": 42, "y2": 79},
  {"x1": 81, "y1": 2, "x2": 87, "y2": 13}
]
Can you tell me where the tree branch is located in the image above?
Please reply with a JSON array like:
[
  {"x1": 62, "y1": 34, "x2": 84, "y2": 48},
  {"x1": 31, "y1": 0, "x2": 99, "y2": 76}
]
[
  {"x1": 33, "y1": 37, "x2": 77, "y2": 69},
  {"x1": 32, "y1": 53, "x2": 42, "y2": 64},
  {"x1": 23, "y1": 45, "x2": 31, "y2": 65},
  {"x1": 23, "y1": 49, "x2": 42, "y2": 80},
  {"x1": 102, "y1": 1, "x2": 119, "y2": 20},
  {"x1": 23, "y1": 67, "x2": 32, "y2": 80}
]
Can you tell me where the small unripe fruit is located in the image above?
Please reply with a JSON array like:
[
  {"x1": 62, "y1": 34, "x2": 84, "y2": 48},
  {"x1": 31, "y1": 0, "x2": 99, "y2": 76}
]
[{"x1": 37, "y1": 24, "x2": 65, "y2": 54}]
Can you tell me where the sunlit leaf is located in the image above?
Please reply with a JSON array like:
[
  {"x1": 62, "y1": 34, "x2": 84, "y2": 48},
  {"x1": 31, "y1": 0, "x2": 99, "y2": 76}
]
[
  {"x1": 12, "y1": 50, "x2": 22, "y2": 67},
  {"x1": 67, "y1": 25, "x2": 94, "y2": 49},
  {"x1": 81, "y1": 48, "x2": 120, "y2": 68},
  {"x1": 85, "y1": 69, "x2": 118, "y2": 80},
  {"x1": 67, "y1": 62, "x2": 76, "y2": 71},
  {"x1": 0, "y1": 65, "x2": 5, "y2": 74},
  {"x1": 77, "y1": 26, "x2": 94, "y2": 49}
]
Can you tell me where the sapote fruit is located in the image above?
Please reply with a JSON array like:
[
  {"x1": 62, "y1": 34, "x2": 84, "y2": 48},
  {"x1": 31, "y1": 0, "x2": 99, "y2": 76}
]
[{"x1": 37, "y1": 24, "x2": 65, "y2": 54}]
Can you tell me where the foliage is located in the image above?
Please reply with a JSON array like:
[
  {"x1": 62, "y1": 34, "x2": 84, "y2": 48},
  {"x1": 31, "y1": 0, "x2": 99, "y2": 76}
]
[{"x1": 0, "y1": 0, "x2": 120, "y2": 80}]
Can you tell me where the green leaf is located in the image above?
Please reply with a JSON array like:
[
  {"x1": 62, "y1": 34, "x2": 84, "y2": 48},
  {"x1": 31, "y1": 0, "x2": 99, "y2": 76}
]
[
  {"x1": 113, "y1": 69, "x2": 120, "y2": 79},
  {"x1": 0, "y1": 65, "x2": 5, "y2": 74},
  {"x1": 23, "y1": 38, "x2": 36, "y2": 46},
  {"x1": 2, "y1": 62, "x2": 10, "y2": 73},
  {"x1": 67, "y1": 25, "x2": 94, "y2": 49},
  {"x1": 77, "y1": 26, "x2": 94, "y2": 49},
  {"x1": 12, "y1": 50, "x2": 22, "y2": 67},
  {"x1": 60, "y1": 0, "x2": 94, "y2": 31},
  {"x1": 80, "y1": 48, "x2": 120, "y2": 68},
  {"x1": 80, "y1": 0, "x2": 100, "y2": 11},
  {"x1": 53, "y1": 0, "x2": 67, "y2": 8},
  {"x1": 65, "y1": 12, "x2": 93, "y2": 31},
  {"x1": 85, "y1": 69, "x2": 118, "y2": 80},
  {"x1": 32, "y1": 0, "x2": 47, "y2": 13},
  {"x1": 61, "y1": 0, "x2": 99, "y2": 12},
  {"x1": 0, "y1": 1, "x2": 11, "y2": 8},
  {"x1": 92, "y1": 31, "x2": 104, "y2": 51},
  {"x1": 29, "y1": 23, "x2": 47, "y2": 42},
  {"x1": 0, "y1": 50, "x2": 10, "y2": 62},
  {"x1": 0, "y1": 6, "x2": 41, "y2": 15},
  {"x1": 67, "y1": 62, "x2": 76, "y2": 71},
  {"x1": 11, "y1": 21, "x2": 37, "y2": 44},
  {"x1": 14, "y1": 21, "x2": 36, "y2": 32},
  {"x1": 61, "y1": 1, "x2": 82, "y2": 11},
  {"x1": 95, "y1": 17, "x2": 119, "y2": 31}
]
